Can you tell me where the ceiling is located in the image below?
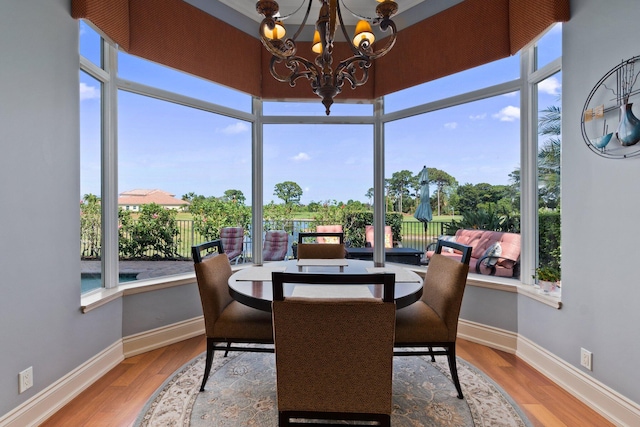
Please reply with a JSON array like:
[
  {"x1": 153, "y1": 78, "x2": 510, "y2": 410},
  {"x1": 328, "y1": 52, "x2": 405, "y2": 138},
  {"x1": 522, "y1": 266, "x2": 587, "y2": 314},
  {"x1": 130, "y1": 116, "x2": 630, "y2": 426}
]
[{"x1": 184, "y1": 0, "x2": 464, "y2": 40}]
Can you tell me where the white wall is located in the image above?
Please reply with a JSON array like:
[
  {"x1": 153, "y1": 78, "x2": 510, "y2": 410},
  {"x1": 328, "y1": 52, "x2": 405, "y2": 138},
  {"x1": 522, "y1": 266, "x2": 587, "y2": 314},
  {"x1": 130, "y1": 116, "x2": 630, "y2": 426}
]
[
  {"x1": 0, "y1": 0, "x2": 124, "y2": 416},
  {"x1": 517, "y1": 0, "x2": 640, "y2": 403}
]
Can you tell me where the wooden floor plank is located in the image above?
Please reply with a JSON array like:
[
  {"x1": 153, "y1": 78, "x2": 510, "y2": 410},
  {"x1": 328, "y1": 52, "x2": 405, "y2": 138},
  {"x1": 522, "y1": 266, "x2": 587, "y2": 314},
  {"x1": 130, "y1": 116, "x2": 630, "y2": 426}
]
[{"x1": 41, "y1": 336, "x2": 614, "y2": 427}]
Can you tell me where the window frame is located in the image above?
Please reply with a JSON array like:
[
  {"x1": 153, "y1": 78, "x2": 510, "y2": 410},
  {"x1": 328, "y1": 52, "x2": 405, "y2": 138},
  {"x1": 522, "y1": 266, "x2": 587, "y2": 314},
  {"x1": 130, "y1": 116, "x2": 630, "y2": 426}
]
[{"x1": 79, "y1": 20, "x2": 561, "y2": 300}]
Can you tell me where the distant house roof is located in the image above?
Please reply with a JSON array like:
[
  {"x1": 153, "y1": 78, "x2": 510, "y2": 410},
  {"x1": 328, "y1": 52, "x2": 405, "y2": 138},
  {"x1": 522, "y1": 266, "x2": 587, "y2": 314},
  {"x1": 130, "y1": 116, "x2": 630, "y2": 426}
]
[{"x1": 118, "y1": 189, "x2": 189, "y2": 207}]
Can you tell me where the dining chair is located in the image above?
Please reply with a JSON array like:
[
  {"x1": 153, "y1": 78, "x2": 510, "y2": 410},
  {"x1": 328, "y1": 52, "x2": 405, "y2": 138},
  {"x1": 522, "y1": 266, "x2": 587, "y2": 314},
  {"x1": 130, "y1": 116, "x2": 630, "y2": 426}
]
[
  {"x1": 219, "y1": 226, "x2": 244, "y2": 264},
  {"x1": 263, "y1": 230, "x2": 290, "y2": 261},
  {"x1": 191, "y1": 240, "x2": 274, "y2": 392},
  {"x1": 365, "y1": 225, "x2": 393, "y2": 248},
  {"x1": 393, "y1": 239, "x2": 472, "y2": 399},
  {"x1": 271, "y1": 272, "x2": 396, "y2": 427},
  {"x1": 297, "y1": 231, "x2": 345, "y2": 259}
]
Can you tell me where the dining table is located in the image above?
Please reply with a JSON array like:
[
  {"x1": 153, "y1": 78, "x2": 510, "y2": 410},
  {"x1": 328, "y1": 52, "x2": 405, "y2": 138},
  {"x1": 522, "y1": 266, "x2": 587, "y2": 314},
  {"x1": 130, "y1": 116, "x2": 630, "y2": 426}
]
[{"x1": 228, "y1": 258, "x2": 424, "y2": 312}]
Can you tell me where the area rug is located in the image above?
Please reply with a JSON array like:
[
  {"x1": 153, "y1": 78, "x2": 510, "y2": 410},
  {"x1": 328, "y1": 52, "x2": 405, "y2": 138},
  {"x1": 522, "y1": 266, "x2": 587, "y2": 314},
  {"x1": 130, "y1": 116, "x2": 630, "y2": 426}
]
[{"x1": 135, "y1": 351, "x2": 532, "y2": 427}]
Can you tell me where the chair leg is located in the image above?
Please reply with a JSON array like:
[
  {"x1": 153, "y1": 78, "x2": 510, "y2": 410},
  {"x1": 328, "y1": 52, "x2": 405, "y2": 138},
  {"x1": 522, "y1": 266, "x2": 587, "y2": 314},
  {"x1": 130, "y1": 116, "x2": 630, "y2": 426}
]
[
  {"x1": 200, "y1": 338, "x2": 215, "y2": 392},
  {"x1": 446, "y1": 344, "x2": 464, "y2": 399},
  {"x1": 224, "y1": 341, "x2": 231, "y2": 357},
  {"x1": 429, "y1": 346, "x2": 435, "y2": 362}
]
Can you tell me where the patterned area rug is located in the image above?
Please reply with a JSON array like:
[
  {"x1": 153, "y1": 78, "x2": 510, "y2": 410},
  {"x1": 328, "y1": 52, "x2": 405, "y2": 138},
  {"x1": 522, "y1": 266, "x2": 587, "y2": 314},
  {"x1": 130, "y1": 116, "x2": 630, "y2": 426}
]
[{"x1": 135, "y1": 351, "x2": 532, "y2": 427}]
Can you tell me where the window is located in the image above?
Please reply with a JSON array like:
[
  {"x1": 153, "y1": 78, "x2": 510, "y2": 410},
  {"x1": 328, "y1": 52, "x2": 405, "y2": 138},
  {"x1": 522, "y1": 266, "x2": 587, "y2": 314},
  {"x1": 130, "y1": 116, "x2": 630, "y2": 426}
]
[
  {"x1": 384, "y1": 55, "x2": 520, "y2": 113},
  {"x1": 80, "y1": 71, "x2": 103, "y2": 294},
  {"x1": 80, "y1": 18, "x2": 561, "y2": 295},
  {"x1": 118, "y1": 52, "x2": 252, "y2": 113},
  {"x1": 118, "y1": 91, "x2": 252, "y2": 281},
  {"x1": 385, "y1": 93, "x2": 521, "y2": 258}
]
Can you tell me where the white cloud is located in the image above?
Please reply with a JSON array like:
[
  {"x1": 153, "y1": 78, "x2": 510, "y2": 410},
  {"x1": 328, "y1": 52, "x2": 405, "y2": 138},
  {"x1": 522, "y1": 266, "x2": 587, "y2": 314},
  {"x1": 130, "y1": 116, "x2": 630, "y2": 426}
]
[
  {"x1": 218, "y1": 122, "x2": 249, "y2": 135},
  {"x1": 291, "y1": 152, "x2": 310, "y2": 161},
  {"x1": 469, "y1": 113, "x2": 486, "y2": 120},
  {"x1": 538, "y1": 76, "x2": 561, "y2": 96},
  {"x1": 444, "y1": 122, "x2": 458, "y2": 130},
  {"x1": 493, "y1": 105, "x2": 520, "y2": 122},
  {"x1": 80, "y1": 83, "x2": 100, "y2": 101}
]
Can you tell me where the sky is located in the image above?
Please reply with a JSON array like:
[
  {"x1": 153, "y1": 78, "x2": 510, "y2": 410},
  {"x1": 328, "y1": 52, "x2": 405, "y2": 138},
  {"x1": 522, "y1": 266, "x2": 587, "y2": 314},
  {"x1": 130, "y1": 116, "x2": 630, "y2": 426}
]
[{"x1": 80, "y1": 22, "x2": 562, "y2": 205}]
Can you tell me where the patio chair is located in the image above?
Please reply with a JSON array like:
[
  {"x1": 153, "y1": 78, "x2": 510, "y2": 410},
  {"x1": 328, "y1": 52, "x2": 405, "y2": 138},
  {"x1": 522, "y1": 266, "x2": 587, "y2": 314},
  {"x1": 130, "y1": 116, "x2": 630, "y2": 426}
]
[
  {"x1": 191, "y1": 240, "x2": 274, "y2": 392},
  {"x1": 365, "y1": 225, "x2": 393, "y2": 248},
  {"x1": 220, "y1": 226, "x2": 244, "y2": 264},
  {"x1": 315, "y1": 224, "x2": 343, "y2": 243},
  {"x1": 393, "y1": 239, "x2": 472, "y2": 399},
  {"x1": 271, "y1": 271, "x2": 396, "y2": 426},
  {"x1": 263, "y1": 230, "x2": 289, "y2": 261},
  {"x1": 297, "y1": 231, "x2": 345, "y2": 259}
]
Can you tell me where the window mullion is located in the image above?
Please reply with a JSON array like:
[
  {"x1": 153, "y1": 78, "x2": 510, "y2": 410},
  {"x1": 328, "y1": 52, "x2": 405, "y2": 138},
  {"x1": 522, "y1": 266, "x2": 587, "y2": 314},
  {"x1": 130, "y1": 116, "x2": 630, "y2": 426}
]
[{"x1": 102, "y1": 40, "x2": 119, "y2": 288}]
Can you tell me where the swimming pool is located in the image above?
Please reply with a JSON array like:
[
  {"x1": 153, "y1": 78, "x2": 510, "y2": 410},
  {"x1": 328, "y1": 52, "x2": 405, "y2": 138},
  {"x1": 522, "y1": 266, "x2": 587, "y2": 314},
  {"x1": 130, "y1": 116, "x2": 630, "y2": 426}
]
[{"x1": 81, "y1": 273, "x2": 138, "y2": 294}]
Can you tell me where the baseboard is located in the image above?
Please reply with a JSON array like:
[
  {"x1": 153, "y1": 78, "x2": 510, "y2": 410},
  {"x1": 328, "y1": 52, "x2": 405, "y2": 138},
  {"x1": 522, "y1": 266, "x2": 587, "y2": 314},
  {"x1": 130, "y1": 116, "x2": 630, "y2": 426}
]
[
  {"x1": 122, "y1": 316, "x2": 205, "y2": 358},
  {"x1": 458, "y1": 319, "x2": 518, "y2": 354},
  {"x1": 0, "y1": 340, "x2": 123, "y2": 427},
  {"x1": 517, "y1": 335, "x2": 640, "y2": 427}
]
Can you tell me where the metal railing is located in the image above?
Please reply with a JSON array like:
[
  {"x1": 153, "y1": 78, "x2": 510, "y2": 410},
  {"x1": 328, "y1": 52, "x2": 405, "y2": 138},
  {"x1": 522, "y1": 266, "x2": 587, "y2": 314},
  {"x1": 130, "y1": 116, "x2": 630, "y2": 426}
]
[{"x1": 81, "y1": 218, "x2": 452, "y2": 261}]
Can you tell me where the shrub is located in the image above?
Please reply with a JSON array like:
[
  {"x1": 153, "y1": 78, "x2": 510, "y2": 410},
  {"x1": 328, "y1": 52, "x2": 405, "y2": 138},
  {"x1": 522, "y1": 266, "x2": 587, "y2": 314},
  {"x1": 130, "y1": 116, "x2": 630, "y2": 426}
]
[{"x1": 119, "y1": 203, "x2": 181, "y2": 259}]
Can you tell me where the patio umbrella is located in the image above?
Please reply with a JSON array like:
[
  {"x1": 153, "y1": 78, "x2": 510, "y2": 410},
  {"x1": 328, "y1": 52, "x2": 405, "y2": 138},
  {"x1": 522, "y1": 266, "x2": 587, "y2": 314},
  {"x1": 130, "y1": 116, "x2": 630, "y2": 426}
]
[{"x1": 414, "y1": 166, "x2": 433, "y2": 230}]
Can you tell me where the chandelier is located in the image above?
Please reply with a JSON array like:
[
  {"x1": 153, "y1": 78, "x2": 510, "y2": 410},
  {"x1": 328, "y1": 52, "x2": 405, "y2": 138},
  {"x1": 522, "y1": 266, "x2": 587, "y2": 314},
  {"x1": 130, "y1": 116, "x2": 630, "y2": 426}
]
[{"x1": 256, "y1": 0, "x2": 399, "y2": 115}]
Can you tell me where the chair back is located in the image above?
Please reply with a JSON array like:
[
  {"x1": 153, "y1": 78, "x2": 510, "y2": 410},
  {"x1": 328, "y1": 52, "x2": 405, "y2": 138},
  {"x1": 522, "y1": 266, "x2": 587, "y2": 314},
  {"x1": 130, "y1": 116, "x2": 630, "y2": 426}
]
[
  {"x1": 271, "y1": 272, "x2": 396, "y2": 417},
  {"x1": 315, "y1": 225, "x2": 343, "y2": 243},
  {"x1": 365, "y1": 225, "x2": 393, "y2": 248},
  {"x1": 219, "y1": 227, "x2": 244, "y2": 261},
  {"x1": 297, "y1": 232, "x2": 345, "y2": 259},
  {"x1": 421, "y1": 250, "x2": 471, "y2": 341},
  {"x1": 435, "y1": 239, "x2": 472, "y2": 265},
  {"x1": 263, "y1": 230, "x2": 289, "y2": 261},
  {"x1": 192, "y1": 240, "x2": 234, "y2": 337}
]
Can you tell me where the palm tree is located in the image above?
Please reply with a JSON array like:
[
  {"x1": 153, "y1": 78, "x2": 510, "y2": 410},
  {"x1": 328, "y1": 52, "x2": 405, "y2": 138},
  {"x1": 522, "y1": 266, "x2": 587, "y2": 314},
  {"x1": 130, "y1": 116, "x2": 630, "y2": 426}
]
[{"x1": 538, "y1": 105, "x2": 561, "y2": 209}]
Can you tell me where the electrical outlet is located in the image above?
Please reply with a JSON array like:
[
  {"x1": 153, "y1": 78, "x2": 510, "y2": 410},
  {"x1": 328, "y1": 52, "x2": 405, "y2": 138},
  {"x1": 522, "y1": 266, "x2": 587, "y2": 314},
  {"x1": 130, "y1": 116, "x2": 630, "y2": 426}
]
[
  {"x1": 580, "y1": 348, "x2": 592, "y2": 371},
  {"x1": 19, "y1": 367, "x2": 33, "y2": 393}
]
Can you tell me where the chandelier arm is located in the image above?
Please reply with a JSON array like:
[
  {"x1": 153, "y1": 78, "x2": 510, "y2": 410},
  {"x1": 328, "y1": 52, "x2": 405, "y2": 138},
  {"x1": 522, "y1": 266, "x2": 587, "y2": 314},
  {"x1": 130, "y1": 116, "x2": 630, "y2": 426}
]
[
  {"x1": 269, "y1": 55, "x2": 321, "y2": 88},
  {"x1": 336, "y1": 0, "x2": 370, "y2": 56},
  {"x1": 335, "y1": 56, "x2": 371, "y2": 89},
  {"x1": 290, "y1": 0, "x2": 314, "y2": 41},
  {"x1": 366, "y1": 19, "x2": 397, "y2": 60},
  {"x1": 278, "y1": 0, "x2": 308, "y2": 21}
]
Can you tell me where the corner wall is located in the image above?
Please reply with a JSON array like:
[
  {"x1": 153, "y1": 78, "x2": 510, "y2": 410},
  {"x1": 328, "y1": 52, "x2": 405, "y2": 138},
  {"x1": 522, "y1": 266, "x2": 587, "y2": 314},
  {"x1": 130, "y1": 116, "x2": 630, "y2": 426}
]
[
  {"x1": 517, "y1": 0, "x2": 640, "y2": 404},
  {"x1": 0, "y1": 0, "x2": 123, "y2": 417}
]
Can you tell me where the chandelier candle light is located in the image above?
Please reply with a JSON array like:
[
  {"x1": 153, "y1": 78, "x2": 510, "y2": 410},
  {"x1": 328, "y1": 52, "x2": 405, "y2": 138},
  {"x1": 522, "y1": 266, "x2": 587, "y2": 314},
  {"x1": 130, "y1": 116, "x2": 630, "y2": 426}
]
[{"x1": 256, "y1": 0, "x2": 398, "y2": 115}]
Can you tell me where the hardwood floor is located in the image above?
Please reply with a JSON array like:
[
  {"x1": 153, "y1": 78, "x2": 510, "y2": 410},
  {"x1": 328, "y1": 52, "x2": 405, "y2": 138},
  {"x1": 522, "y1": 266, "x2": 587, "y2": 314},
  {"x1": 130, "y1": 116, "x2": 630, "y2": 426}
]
[{"x1": 41, "y1": 336, "x2": 613, "y2": 427}]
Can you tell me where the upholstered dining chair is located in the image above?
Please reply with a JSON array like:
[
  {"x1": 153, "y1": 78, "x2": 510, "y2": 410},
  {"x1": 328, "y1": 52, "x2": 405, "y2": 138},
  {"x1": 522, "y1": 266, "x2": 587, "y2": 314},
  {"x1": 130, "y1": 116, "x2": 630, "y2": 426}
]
[
  {"x1": 219, "y1": 226, "x2": 244, "y2": 264},
  {"x1": 263, "y1": 230, "x2": 290, "y2": 261},
  {"x1": 191, "y1": 240, "x2": 274, "y2": 392},
  {"x1": 297, "y1": 231, "x2": 345, "y2": 259},
  {"x1": 394, "y1": 239, "x2": 472, "y2": 399},
  {"x1": 271, "y1": 272, "x2": 396, "y2": 427}
]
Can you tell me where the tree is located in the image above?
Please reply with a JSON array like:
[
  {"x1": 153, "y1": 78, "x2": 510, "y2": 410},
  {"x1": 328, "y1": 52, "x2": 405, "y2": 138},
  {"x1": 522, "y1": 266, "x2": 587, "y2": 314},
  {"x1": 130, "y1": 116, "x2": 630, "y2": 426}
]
[
  {"x1": 274, "y1": 181, "x2": 303, "y2": 205},
  {"x1": 222, "y1": 189, "x2": 246, "y2": 204},
  {"x1": 80, "y1": 194, "x2": 101, "y2": 258},
  {"x1": 424, "y1": 168, "x2": 457, "y2": 216},
  {"x1": 386, "y1": 170, "x2": 416, "y2": 213},
  {"x1": 538, "y1": 105, "x2": 561, "y2": 209}
]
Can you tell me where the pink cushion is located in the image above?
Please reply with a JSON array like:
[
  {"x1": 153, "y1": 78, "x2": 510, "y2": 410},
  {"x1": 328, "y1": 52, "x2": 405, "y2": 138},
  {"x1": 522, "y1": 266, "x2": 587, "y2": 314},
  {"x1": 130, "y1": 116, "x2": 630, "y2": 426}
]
[
  {"x1": 316, "y1": 225, "x2": 343, "y2": 244},
  {"x1": 220, "y1": 227, "x2": 244, "y2": 260},
  {"x1": 263, "y1": 230, "x2": 289, "y2": 261},
  {"x1": 365, "y1": 225, "x2": 393, "y2": 248},
  {"x1": 427, "y1": 230, "x2": 521, "y2": 277}
]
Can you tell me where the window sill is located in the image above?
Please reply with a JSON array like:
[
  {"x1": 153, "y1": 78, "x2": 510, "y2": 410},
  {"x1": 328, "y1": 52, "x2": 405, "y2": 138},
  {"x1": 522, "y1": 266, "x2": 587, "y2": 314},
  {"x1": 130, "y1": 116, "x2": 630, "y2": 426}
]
[
  {"x1": 81, "y1": 263, "x2": 561, "y2": 313},
  {"x1": 402, "y1": 264, "x2": 562, "y2": 309}
]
